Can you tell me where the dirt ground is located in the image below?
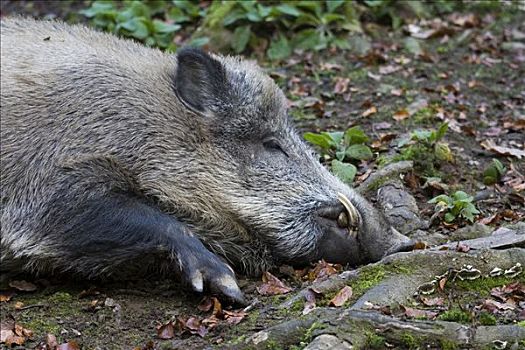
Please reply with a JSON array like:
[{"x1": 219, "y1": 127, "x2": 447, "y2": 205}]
[{"x1": 1, "y1": 3, "x2": 524, "y2": 350}]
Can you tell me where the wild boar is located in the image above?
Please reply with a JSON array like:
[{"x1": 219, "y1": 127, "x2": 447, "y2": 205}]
[{"x1": 0, "y1": 18, "x2": 413, "y2": 303}]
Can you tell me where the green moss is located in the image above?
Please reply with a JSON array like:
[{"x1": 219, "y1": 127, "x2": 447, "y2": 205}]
[
  {"x1": 290, "y1": 298, "x2": 304, "y2": 312},
  {"x1": 348, "y1": 68, "x2": 368, "y2": 82},
  {"x1": 440, "y1": 339, "x2": 458, "y2": 350},
  {"x1": 48, "y1": 291, "x2": 73, "y2": 303},
  {"x1": 20, "y1": 318, "x2": 61, "y2": 336},
  {"x1": 365, "y1": 331, "x2": 385, "y2": 349},
  {"x1": 437, "y1": 308, "x2": 472, "y2": 324},
  {"x1": 517, "y1": 321, "x2": 525, "y2": 327},
  {"x1": 412, "y1": 107, "x2": 435, "y2": 124},
  {"x1": 455, "y1": 275, "x2": 525, "y2": 296},
  {"x1": 301, "y1": 322, "x2": 325, "y2": 344},
  {"x1": 349, "y1": 263, "x2": 414, "y2": 299},
  {"x1": 401, "y1": 333, "x2": 419, "y2": 349},
  {"x1": 478, "y1": 312, "x2": 496, "y2": 326},
  {"x1": 265, "y1": 339, "x2": 283, "y2": 350}
]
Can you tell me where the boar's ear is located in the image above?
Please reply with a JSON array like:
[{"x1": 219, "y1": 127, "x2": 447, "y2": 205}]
[{"x1": 173, "y1": 47, "x2": 227, "y2": 115}]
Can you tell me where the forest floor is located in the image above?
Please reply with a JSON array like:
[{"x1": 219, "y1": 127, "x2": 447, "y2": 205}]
[{"x1": 1, "y1": 3, "x2": 524, "y2": 350}]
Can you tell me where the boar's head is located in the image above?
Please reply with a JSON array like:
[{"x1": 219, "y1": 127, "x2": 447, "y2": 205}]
[{"x1": 171, "y1": 48, "x2": 413, "y2": 271}]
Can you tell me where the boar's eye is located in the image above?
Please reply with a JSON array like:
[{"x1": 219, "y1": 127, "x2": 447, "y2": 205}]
[{"x1": 263, "y1": 139, "x2": 288, "y2": 157}]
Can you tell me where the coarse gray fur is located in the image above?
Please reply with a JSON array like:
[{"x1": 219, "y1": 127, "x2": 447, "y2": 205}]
[{"x1": 1, "y1": 18, "x2": 411, "y2": 299}]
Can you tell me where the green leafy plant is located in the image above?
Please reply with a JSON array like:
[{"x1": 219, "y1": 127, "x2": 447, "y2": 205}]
[
  {"x1": 80, "y1": 0, "x2": 205, "y2": 50},
  {"x1": 197, "y1": 0, "x2": 361, "y2": 60},
  {"x1": 483, "y1": 159, "x2": 506, "y2": 185},
  {"x1": 429, "y1": 190, "x2": 480, "y2": 223},
  {"x1": 304, "y1": 126, "x2": 372, "y2": 184},
  {"x1": 396, "y1": 122, "x2": 452, "y2": 176}
]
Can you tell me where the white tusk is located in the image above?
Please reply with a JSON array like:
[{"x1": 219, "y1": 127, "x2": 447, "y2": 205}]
[{"x1": 337, "y1": 192, "x2": 361, "y2": 238}]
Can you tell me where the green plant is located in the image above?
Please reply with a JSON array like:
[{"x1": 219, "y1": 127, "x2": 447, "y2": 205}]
[
  {"x1": 429, "y1": 190, "x2": 480, "y2": 223},
  {"x1": 478, "y1": 312, "x2": 496, "y2": 326},
  {"x1": 304, "y1": 126, "x2": 372, "y2": 184},
  {"x1": 483, "y1": 159, "x2": 506, "y2": 185},
  {"x1": 197, "y1": 0, "x2": 361, "y2": 59},
  {"x1": 396, "y1": 122, "x2": 452, "y2": 175},
  {"x1": 437, "y1": 308, "x2": 472, "y2": 324},
  {"x1": 80, "y1": 1, "x2": 204, "y2": 50}
]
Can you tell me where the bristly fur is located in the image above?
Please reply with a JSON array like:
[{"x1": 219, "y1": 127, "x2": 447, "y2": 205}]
[{"x1": 1, "y1": 17, "x2": 406, "y2": 281}]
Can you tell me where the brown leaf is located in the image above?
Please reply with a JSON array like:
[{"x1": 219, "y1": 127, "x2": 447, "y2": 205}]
[
  {"x1": 379, "y1": 65, "x2": 401, "y2": 75},
  {"x1": 8, "y1": 280, "x2": 37, "y2": 292},
  {"x1": 46, "y1": 334, "x2": 58, "y2": 349},
  {"x1": 211, "y1": 297, "x2": 222, "y2": 318},
  {"x1": 455, "y1": 242, "x2": 470, "y2": 253},
  {"x1": 198, "y1": 296, "x2": 213, "y2": 312},
  {"x1": 480, "y1": 140, "x2": 525, "y2": 159},
  {"x1": 302, "y1": 288, "x2": 317, "y2": 315},
  {"x1": 329, "y1": 286, "x2": 353, "y2": 307},
  {"x1": 482, "y1": 299, "x2": 515, "y2": 313},
  {"x1": 0, "y1": 293, "x2": 13, "y2": 302},
  {"x1": 307, "y1": 260, "x2": 341, "y2": 282},
  {"x1": 185, "y1": 317, "x2": 207, "y2": 338},
  {"x1": 14, "y1": 302, "x2": 24, "y2": 310},
  {"x1": 438, "y1": 277, "x2": 448, "y2": 291},
  {"x1": 503, "y1": 119, "x2": 525, "y2": 131},
  {"x1": 420, "y1": 297, "x2": 444, "y2": 306},
  {"x1": 4, "y1": 334, "x2": 25, "y2": 346},
  {"x1": 333, "y1": 77, "x2": 350, "y2": 94},
  {"x1": 391, "y1": 88, "x2": 404, "y2": 96},
  {"x1": 156, "y1": 321, "x2": 175, "y2": 340},
  {"x1": 57, "y1": 341, "x2": 81, "y2": 350},
  {"x1": 362, "y1": 106, "x2": 377, "y2": 117},
  {"x1": 413, "y1": 241, "x2": 429, "y2": 250},
  {"x1": 257, "y1": 272, "x2": 292, "y2": 296},
  {"x1": 392, "y1": 109, "x2": 410, "y2": 121},
  {"x1": 223, "y1": 310, "x2": 247, "y2": 325},
  {"x1": 402, "y1": 305, "x2": 437, "y2": 319}
]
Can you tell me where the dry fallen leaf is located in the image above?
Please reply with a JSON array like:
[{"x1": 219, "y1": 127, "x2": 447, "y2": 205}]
[
  {"x1": 333, "y1": 77, "x2": 350, "y2": 94},
  {"x1": 307, "y1": 260, "x2": 341, "y2": 282},
  {"x1": 393, "y1": 109, "x2": 410, "y2": 121},
  {"x1": 329, "y1": 286, "x2": 353, "y2": 307},
  {"x1": 57, "y1": 340, "x2": 81, "y2": 350},
  {"x1": 455, "y1": 242, "x2": 470, "y2": 253},
  {"x1": 257, "y1": 272, "x2": 292, "y2": 296},
  {"x1": 0, "y1": 318, "x2": 32, "y2": 346},
  {"x1": 401, "y1": 305, "x2": 437, "y2": 319},
  {"x1": 185, "y1": 317, "x2": 208, "y2": 337},
  {"x1": 156, "y1": 321, "x2": 175, "y2": 340},
  {"x1": 481, "y1": 140, "x2": 525, "y2": 159},
  {"x1": 302, "y1": 288, "x2": 317, "y2": 315},
  {"x1": 362, "y1": 106, "x2": 377, "y2": 117},
  {"x1": 482, "y1": 299, "x2": 515, "y2": 313},
  {"x1": 223, "y1": 310, "x2": 247, "y2": 325},
  {"x1": 420, "y1": 296, "x2": 444, "y2": 306},
  {"x1": 8, "y1": 280, "x2": 37, "y2": 292},
  {"x1": 46, "y1": 334, "x2": 58, "y2": 349},
  {"x1": 0, "y1": 293, "x2": 13, "y2": 302}
]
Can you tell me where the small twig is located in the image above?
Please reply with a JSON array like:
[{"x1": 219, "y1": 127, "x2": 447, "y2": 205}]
[
  {"x1": 17, "y1": 303, "x2": 46, "y2": 311},
  {"x1": 243, "y1": 298, "x2": 260, "y2": 313}
]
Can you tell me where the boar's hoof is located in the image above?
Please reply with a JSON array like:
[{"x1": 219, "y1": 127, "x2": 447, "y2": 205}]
[{"x1": 179, "y1": 250, "x2": 246, "y2": 305}]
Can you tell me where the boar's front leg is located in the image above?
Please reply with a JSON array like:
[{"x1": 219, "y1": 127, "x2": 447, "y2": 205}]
[
  {"x1": 33, "y1": 158, "x2": 245, "y2": 304},
  {"x1": 68, "y1": 194, "x2": 245, "y2": 303}
]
